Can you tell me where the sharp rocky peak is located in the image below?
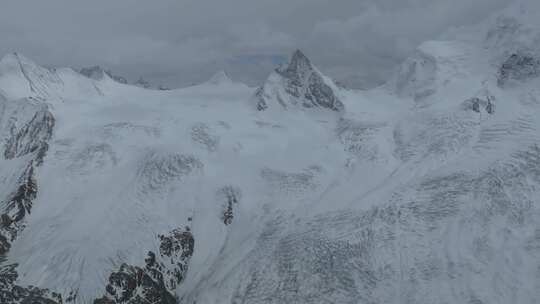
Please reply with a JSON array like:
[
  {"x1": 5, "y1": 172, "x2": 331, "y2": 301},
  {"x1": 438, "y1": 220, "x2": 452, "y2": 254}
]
[
  {"x1": 255, "y1": 49, "x2": 344, "y2": 112},
  {"x1": 276, "y1": 49, "x2": 313, "y2": 81}
]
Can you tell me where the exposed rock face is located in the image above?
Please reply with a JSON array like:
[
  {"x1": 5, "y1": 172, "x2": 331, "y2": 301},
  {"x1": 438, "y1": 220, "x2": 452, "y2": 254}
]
[
  {"x1": 0, "y1": 100, "x2": 54, "y2": 254},
  {"x1": 0, "y1": 163, "x2": 37, "y2": 255},
  {"x1": 190, "y1": 123, "x2": 219, "y2": 152},
  {"x1": 134, "y1": 77, "x2": 151, "y2": 89},
  {"x1": 80, "y1": 66, "x2": 128, "y2": 84},
  {"x1": 93, "y1": 261, "x2": 176, "y2": 304},
  {"x1": 0, "y1": 98, "x2": 59, "y2": 303},
  {"x1": 218, "y1": 186, "x2": 241, "y2": 225},
  {"x1": 158, "y1": 229, "x2": 194, "y2": 290},
  {"x1": 134, "y1": 77, "x2": 170, "y2": 90},
  {"x1": 462, "y1": 96, "x2": 495, "y2": 114},
  {"x1": 0, "y1": 263, "x2": 62, "y2": 304},
  {"x1": 0, "y1": 99, "x2": 54, "y2": 252},
  {"x1": 498, "y1": 53, "x2": 540, "y2": 87},
  {"x1": 79, "y1": 66, "x2": 103, "y2": 79},
  {"x1": 4, "y1": 104, "x2": 55, "y2": 165},
  {"x1": 94, "y1": 228, "x2": 194, "y2": 304},
  {"x1": 255, "y1": 50, "x2": 344, "y2": 112}
]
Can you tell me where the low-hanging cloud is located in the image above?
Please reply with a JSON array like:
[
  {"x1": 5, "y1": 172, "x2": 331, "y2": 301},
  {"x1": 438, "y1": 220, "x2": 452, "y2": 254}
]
[{"x1": 0, "y1": 0, "x2": 509, "y2": 88}]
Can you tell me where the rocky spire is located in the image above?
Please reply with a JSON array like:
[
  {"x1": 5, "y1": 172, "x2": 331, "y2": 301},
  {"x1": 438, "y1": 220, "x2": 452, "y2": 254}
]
[
  {"x1": 276, "y1": 49, "x2": 313, "y2": 82},
  {"x1": 255, "y1": 49, "x2": 344, "y2": 112}
]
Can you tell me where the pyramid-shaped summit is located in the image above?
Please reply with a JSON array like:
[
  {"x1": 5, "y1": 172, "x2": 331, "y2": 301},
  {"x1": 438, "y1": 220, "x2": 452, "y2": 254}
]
[
  {"x1": 276, "y1": 50, "x2": 313, "y2": 82},
  {"x1": 255, "y1": 49, "x2": 344, "y2": 112},
  {"x1": 206, "y1": 70, "x2": 233, "y2": 85}
]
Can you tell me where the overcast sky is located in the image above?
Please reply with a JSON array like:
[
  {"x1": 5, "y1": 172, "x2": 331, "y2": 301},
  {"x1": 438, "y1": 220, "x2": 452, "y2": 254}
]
[{"x1": 0, "y1": 0, "x2": 509, "y2": 88}]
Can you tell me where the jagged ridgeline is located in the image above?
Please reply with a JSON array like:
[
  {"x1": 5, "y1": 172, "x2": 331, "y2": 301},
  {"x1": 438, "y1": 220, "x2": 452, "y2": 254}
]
[
  {"x1": 93, "y1": 228, "x2": 194, "y2": 304},
  {"x1": 0, "y1": 95, "x2": 57, "y2": 302}
]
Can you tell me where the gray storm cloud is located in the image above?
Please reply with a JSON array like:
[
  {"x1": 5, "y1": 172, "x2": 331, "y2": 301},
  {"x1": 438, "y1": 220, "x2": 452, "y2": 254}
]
[{"x1": 0, "y1": 0, "x2": 509, "y2": 88}]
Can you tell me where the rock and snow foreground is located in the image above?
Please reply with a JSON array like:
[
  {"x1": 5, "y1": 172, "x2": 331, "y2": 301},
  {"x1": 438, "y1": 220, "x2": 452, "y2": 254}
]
[{"x1": 1, "y1": 2, "x2": 540, "y2": 303}]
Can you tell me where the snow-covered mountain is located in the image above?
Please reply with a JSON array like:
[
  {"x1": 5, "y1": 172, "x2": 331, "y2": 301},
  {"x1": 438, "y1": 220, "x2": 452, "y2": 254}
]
[
  {"x1": 255, "y1": 50, "x2": 344, "y2": 112},
  {"x1": 1, "y1": 1, "x2": 540, "y2": 303},
  {"x1": 205, "y1": 71, "x2": 233, "y2": 86}
]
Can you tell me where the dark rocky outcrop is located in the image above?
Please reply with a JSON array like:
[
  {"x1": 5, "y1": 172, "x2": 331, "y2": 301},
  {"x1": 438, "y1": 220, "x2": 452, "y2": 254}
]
[
  {"x1": 190, "y1": 123, "x2": 219, "y2": 152},
  {"x1": 463, "y1": 96, "x2": 495, "y2": 114},
  {"x1": 94, "y1": 228, "x2": 194, "y2": 304},
  {"x1": 1, "y1": 102, "x2": 54, "y2": 254},
  {"x1": 4, "y1": 104, "x2": 55, "y2": 165},
  {"x1": 218, "y1": 186, "x2": 241, "y2": 226},
  {"x1": 254, "y1": 87, "x2": 269, "y2": 111},
  {"x1": 0, "y1": 163, "x2": 37, "y2": 255},
  {"x1": 498, "y1": 53, "x2": 540, "y2": 87},
  {"x1": 80, "y1": 66, "x2": 128, "y2": 84},
  {"x1": 0, "y1": 100, "x2": 59, "y2": 303},
  {"x1": 158, "y1": 228, "x2": 194, "y2": 290},
  {"x1": 134, "y1": 77, "x2": 151, "y2": 89},
  {"x1": 0, "y1": 263, "x2": 62, "y2": 304},
  {"x1": 93, "y1": 261, "x2": 176, "y2": 304},
  {"x1": 255, "y1": 50, "x2": 344, "y2": 112}
]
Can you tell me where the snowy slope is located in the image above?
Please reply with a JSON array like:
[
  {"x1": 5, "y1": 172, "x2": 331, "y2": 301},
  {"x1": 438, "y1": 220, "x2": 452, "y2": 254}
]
[{"x1": 1, "y1": 1, "x2": 540, "y2": 303}]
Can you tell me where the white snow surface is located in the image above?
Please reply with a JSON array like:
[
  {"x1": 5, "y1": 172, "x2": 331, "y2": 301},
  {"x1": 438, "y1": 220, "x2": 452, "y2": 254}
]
[{"x1": 1, "y1": 2, "x2": 540, "y2": 303}]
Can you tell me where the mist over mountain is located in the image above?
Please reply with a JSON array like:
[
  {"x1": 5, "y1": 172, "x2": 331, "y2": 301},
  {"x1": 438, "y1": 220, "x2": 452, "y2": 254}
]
[{"x1": 0, "y1": 0, "x2": 512, "y2": 89}]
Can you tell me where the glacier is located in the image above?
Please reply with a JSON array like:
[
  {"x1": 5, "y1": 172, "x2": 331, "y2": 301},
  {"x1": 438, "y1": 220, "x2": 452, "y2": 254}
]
[{"x1": 0, "y1": 2, "x2": 540, "y2": 303}]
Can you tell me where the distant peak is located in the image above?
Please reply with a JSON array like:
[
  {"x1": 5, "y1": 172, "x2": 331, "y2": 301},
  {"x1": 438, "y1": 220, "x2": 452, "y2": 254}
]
[
  {"x1": 277, "y1": 49, "x2": 314, "y2": 79},
  {"x1": 256, "y1": 49, "x2": 344, "y2": 112},
  {"x1": 79, "y1": 66, "x2": 128, "y2": 84},
  {"x1": 207, "y1": 70, "x2": 232, "y2": 85},
  {"x1": 1, "y1": 52, "x2": 22, "y2": 61},
  {"x1": 134, "y1": 77, "x2": 152, "y2": 88},
  {"x1": 0, "y1": 52, "x2": 36, "y2": 67},
  {"x1": 0, "y1": 52, "x2": 18, "y2": 62},
  {"x1": 0, "y1": 52, "x2": 42, "y2": 76},
  {"x1": 291, "y1": 49, "x2": 310, "y2": 65},
  {"x1": 79, "y1": 66, "x2": 106, "y2": 80}
]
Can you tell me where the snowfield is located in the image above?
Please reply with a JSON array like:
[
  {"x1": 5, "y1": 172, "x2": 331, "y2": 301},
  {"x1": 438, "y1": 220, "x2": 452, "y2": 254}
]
[{"x1": 1, "y1": 2, "x2": 540, "y2": 303}]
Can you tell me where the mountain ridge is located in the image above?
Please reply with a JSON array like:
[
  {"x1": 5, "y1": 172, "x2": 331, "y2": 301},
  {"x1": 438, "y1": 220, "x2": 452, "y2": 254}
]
[{"x1": 0, "y1": 2, "x2": 540, "y2": 303}]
